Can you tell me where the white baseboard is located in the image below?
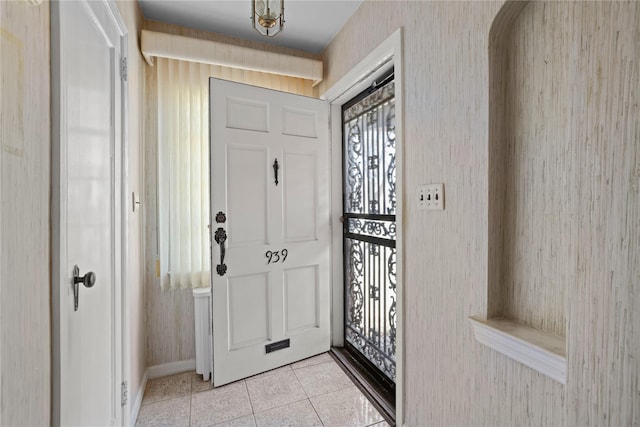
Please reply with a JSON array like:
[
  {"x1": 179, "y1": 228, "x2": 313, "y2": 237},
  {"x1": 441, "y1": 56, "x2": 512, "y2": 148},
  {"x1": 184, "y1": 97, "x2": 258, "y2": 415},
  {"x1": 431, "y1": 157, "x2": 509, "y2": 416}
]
[
  {"x1": 130, "y1": 360, "x2": 196, "y2": 424},
  {"x1": 130, "y1": 372, "x2": 147, "y2": 426},
  {"x1": 146, "y1": 359, "x2": 196, "y2": 379}
]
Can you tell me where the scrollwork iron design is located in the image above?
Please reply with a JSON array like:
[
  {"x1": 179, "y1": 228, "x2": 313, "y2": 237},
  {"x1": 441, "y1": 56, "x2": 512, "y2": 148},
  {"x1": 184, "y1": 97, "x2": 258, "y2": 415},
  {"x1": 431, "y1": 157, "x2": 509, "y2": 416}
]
[
  {"x1": 343, "y1": 80, "x2": 397, "y2": 382},
  {"x1": 347, "y1": 239, "x2": 364, "y2": 328},
  {"x1": 346, "y1": 124, "x2": 363, "y2": 212},
  {"x1": 348, "y1": 219, "x2": 396, "y2": 239}
]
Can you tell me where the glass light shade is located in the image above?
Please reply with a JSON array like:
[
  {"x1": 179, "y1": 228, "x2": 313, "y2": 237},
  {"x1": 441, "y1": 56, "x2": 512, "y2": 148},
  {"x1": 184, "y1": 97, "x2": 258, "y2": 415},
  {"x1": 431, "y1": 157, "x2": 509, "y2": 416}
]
[{"x1": 252, "y1": 0, "x2": 284, "y2": 37}]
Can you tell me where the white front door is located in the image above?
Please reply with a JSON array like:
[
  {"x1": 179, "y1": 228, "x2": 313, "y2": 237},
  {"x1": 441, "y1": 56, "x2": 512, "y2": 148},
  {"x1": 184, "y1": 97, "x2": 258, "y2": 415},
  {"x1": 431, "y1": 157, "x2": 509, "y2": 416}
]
[
  {"x1": 210, "y1": 79, "x2": 330, "y2": 385},
  {"x1": 51, "y1": 1, "x2": 125, "y2": 425}
]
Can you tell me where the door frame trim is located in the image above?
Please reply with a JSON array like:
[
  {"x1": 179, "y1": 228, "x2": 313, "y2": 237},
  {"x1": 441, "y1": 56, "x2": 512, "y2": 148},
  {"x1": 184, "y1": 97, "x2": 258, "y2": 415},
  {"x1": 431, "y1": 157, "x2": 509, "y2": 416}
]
[
  {"x1": 321, "y1": 27, "x2": 404, "y2": 426},
  {"x1": 50, "y1": 0, "x2": 129, "y2": 424}
]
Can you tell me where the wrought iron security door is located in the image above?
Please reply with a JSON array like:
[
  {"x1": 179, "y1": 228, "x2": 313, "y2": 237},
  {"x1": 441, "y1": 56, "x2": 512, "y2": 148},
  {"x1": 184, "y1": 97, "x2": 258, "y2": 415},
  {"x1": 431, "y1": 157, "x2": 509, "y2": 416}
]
[{"x1": 343, "y1": 74, "x2": 396, "y2": 383}]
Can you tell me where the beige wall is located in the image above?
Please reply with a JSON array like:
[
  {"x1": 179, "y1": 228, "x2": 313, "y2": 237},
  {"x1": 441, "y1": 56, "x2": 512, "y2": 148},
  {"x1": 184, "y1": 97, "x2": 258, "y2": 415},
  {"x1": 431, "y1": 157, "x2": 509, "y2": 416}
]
[
  {"x1": 0, "y1": 1, "x2": 146, "y2": 424},
  {"x1": 115, "y1": 0, "x2": 146, "y2": 416},
  {"x1": 0, "y1": 1, "x2": 51, "y2": 425},
  {"x1": 323, "y1": 1, "x2": 639, "y2": 425}
]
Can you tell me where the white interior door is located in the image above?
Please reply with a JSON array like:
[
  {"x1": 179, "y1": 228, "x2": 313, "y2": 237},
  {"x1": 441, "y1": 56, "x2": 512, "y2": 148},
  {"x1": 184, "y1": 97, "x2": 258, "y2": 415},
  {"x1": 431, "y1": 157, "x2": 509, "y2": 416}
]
[
  {"x1": 210, "y1": 78, "x2": 330, "y2": 385},
  {"x1": 52, "y1": 1, "x2": 125, "y2": 425}
]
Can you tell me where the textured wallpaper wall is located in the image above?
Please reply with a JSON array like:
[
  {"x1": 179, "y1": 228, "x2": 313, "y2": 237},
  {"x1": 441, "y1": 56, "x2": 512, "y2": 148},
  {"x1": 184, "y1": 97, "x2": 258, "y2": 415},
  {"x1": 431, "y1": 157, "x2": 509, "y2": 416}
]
[
  {"x1": 323, "y1": 1, "x2": 639, "y2": 425},
  {"x1": 0, "y1": 1, "x2": 50, "y2": 424}
]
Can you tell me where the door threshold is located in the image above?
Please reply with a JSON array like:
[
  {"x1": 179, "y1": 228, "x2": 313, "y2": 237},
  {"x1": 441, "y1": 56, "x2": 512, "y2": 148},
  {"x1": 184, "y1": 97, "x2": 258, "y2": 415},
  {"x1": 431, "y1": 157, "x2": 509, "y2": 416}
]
[{"x1": 329, "y1": 347, "x2": 396, "y2": 426}]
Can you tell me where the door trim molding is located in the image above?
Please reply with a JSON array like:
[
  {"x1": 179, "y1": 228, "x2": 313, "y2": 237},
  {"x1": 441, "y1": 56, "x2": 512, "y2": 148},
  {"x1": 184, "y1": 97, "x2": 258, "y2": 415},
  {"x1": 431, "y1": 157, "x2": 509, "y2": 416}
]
[
  {"x1": 321, "y1": 27, "x2": 404, "y2": 426},
  {"x1": 50, "y1": 1, "x2": 128, "y2": 424},
  {"x1": 107, "y1": 0, "x2": 131, "y2": 423}
]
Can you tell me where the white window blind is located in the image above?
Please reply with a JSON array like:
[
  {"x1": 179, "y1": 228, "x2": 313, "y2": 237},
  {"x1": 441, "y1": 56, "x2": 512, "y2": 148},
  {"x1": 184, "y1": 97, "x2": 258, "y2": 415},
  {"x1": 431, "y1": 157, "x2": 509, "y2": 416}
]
[{"x1": 157, "y1": 58, "x2": 211, "y2": 290}]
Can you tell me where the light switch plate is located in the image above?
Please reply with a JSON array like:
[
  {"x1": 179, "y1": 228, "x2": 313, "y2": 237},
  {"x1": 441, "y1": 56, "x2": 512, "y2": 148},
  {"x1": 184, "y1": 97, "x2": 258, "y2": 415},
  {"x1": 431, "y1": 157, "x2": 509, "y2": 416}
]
[{"x1": 417, "y1": 183, "x2": 444, "y2": 211}]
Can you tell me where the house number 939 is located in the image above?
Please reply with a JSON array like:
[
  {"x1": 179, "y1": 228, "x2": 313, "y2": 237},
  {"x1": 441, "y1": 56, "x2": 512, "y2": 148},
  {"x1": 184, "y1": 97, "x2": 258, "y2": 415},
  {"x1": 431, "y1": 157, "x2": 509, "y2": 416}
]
[{"x1": 265, "y1": 249, "x2": 288, "y2": 264}]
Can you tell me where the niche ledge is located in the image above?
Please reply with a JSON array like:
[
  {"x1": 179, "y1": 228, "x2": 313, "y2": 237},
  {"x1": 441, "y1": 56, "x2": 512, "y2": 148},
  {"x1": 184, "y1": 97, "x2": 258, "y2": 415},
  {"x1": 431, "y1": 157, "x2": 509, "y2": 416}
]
[{"x1": 468, "y1": 316, "x2": 566, "y2": 384}]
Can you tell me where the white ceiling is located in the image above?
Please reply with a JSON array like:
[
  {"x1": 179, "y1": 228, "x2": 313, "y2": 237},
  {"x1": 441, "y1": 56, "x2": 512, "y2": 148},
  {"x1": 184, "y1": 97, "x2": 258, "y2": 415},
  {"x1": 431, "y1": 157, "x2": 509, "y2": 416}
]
[{"x1": 137, "y1": 0, "x2": 363, "y2": 54}]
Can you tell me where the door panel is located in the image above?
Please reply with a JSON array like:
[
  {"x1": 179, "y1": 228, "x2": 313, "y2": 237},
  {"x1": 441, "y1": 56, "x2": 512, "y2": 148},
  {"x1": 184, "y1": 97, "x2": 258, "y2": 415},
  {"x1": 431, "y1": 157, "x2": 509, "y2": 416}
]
[
  {"x1": 282, "y1": 107, "x2": 318, "y2": 138},
  {"x1": 227, "y1": 146, "x2": 269, "y2": 246},
  {"x1": 228, "y1": 273, "x2": 270, "y2": 349},
  {"x1": 284, "y1": 265, "x2": 319, "y2": 333},
  {"x1": 210, "y1": 78, "x2": 330, "y2": 385},
  {"x1": 226, "y1": 97, "x2": 269, "y2": 132},
  {"x1": 283, "y1": 151, "x2": 317, "y2": 242}
]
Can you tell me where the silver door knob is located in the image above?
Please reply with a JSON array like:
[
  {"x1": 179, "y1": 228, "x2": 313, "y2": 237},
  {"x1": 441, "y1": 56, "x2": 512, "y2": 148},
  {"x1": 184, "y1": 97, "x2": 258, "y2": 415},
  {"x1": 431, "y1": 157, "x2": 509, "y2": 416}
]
[
  {"x1": 73, "y1": 265, "x2": 96, "y2": 311},
  {"x1": 74, "y1": 270, "x2": 96, "y2": 288}
]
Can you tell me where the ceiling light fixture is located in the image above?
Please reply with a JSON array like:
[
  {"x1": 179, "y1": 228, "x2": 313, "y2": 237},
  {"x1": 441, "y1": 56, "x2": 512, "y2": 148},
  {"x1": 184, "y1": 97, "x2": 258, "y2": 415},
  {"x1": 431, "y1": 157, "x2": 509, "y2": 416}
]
[{"x1": 251, "y1": 0, "x2": 284, "y2": 37}]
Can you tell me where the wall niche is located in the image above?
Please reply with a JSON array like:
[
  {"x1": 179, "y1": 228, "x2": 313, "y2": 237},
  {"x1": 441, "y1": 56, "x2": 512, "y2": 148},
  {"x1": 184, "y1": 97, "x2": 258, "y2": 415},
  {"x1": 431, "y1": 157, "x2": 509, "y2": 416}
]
[{"x1": 471, "y1": 1, "x2": 574, "y2": 384}]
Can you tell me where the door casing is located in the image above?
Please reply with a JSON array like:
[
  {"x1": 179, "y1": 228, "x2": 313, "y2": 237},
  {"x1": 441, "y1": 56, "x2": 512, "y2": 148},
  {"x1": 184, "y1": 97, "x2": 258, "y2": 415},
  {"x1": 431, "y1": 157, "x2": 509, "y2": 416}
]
[
  {"x1": 50, "y1": 0, "x2": 129, "y2": 424},
  {"x1": 321, "y1": 28, "x2": 404, "y2": 425}
]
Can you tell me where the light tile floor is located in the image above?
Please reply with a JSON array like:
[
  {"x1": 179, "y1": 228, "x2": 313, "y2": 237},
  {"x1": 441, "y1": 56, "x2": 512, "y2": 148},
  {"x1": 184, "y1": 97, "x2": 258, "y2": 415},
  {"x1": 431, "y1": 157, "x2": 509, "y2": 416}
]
[{"x1": 136, "y1": 353, "x2": 390, "y2": 427}]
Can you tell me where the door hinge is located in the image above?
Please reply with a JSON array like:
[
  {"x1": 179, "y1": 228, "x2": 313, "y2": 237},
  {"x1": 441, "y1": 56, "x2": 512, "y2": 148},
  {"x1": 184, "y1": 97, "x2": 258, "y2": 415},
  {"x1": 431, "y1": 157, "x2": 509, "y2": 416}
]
[
  {"x1": 120, "y1": 57, "x2": 128, "y2": 82},
  {"x1": 121, "y1": 381, "x2": 128, "y2": 407}
]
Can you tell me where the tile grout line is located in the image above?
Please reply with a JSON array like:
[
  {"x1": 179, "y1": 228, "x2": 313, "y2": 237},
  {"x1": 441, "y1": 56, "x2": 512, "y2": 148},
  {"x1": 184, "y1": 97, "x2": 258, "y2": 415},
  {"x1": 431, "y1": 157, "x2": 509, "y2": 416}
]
[
  {"x1": 243, "y1": 379, "x2": 257, "y2": 416},
  {"x1": 252, "y1": 395, "x2": 310, "y2": 416},
  {"x1": 292, "y1": 359, "x2": 356, "y2": 399},
  {"x1": 312, "y1": 385, "x2": 385, "y2": 427},
  {"x1": 247, "y1": 366, "x2": 311, "y2": 414},
  {"x1": 291, "y1": 366, "x2": 311, "y2": 400},
  {"x1": 140, "y1": 392, "x2": 192, "y2": 408},
  {"x1": 295, "y1": 358, "x2": 356, "y2": 426},
  {"x1": 242, "y1": 378, "x2": 258, "y2": 427},
  {"x1": 307, "y1": 396, "x2": 327, "y2": 427}
]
